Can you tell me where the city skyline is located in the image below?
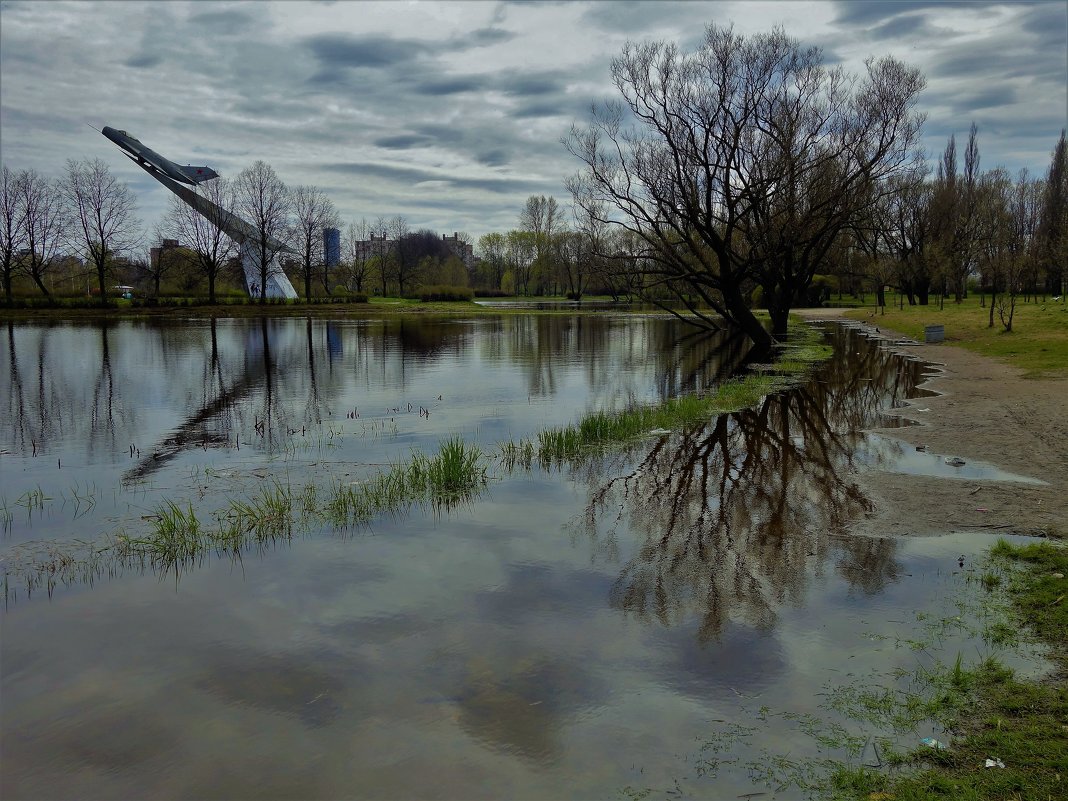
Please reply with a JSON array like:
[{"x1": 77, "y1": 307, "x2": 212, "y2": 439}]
[{"x1": 1, "y1": 0, "x2": 1065, "y2": 243}]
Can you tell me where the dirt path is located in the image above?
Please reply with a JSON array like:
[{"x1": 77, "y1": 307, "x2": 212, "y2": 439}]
[{"x1": 797, "y1": 308, "x2": 1068, "y2": 539}]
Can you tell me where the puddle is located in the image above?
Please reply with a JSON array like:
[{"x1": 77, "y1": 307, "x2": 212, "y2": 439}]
[{"x1": 858, "y1": 432, "x2": 1048, "y2": 484}]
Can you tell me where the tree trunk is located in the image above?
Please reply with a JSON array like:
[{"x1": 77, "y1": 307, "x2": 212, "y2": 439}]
[
  {"x1": 876, "y1": 284, "x2": 885, "y2": 308},
  {"x1": 96, "y1": 262, "x2": 108, "y2": 307},
  {"x1": 723, "y1": 285, "x2": 774, "y2": 356},
  {"x1": 208, "y1": 272, "x2": 217, "y2": 305},
  {"x1": 31, "y1": 273, "x2": 53, "y2": 302}
]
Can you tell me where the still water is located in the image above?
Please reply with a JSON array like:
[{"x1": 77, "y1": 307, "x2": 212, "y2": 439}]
[{"x1": 0, "y1": 315, "x2": 1043, "y2": 799}]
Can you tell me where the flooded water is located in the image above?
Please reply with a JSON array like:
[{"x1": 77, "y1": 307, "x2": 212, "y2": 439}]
[{"x1": 0, "y1": 315, "x2": 1046, "y2": 799}]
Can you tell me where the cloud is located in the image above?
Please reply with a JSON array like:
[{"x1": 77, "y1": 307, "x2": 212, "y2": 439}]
[{"x1": 0, "y1": 0, "x2": 1064, "y2": 242}]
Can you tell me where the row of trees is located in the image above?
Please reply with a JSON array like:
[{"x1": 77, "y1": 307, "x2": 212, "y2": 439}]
[
  {"x1": 1, "y1": 158, "x2": 345, "y2": 305},
  {"x1": 561, "y1": 23, "x2": 1067, "y2": 352},
  {"x1": 840, "y1": 127, "x2": 1067, "y2": 331},
  {"x1": 1, "y1": 160, "x2": 140, "y2": 304}
]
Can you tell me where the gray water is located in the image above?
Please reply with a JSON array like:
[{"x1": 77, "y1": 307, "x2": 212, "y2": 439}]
[{"x1": 0, "y1": 315, "x2": 1046, "y2": 799}]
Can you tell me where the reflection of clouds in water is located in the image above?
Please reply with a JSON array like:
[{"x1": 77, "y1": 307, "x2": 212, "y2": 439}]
[
  {"x1": 650, "y1": 623, "x2": 786, "y2": 697},
  {"x1": 474, "y1": 562, "x2": 614, "y2": 622},
  {"x1": 438, "y1": 652, "x2": 607, "y2": 764},
  {"x1": 193, "y1": 649, "x2": 350, "y2": 728}
]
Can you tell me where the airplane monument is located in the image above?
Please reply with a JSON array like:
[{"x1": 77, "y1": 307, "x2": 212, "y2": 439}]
[{"x1": 100, "y1": 126, "x2": 298, "y2": 299}]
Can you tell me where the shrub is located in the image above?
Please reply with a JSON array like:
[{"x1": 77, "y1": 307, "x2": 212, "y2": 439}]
[
  {"x1": 474, "y1": 288, "x2": 510, "y2": 298},
  {"x1": 418, "y1": 285, "x2": 474, "y2": 302}
]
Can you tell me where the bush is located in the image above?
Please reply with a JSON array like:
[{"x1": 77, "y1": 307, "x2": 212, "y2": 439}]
[
  {"x1": 474, "y1": 288, "x2": 510, "y2": 298},
  {"x1": 418, "y1": 285, "x2": 474, "y2": 302}
]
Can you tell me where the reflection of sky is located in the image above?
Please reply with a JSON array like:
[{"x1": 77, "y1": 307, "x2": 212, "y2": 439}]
[
  {"x1": 858, "y1": 433, "x2": 1046, "y2": 484},
  {"x1": 2, "y1": 472, "x2": 1043, "y2": 800},
  {"x1": 2, "y1": 320, "x2": 1052, "y2": 799},
  {"x1": 0, "y1": 315, "x2": 744, "y2": 546}
]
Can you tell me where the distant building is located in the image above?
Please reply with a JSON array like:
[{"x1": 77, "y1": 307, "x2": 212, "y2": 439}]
[
  {"x1": 441, "y1": 232, "x2": 476, "y2": 272},
  {"x1": 348, "y1": 231, "x2": 475, "y2": 271},
  {"x1": 350, "y1": 232, "x2": 394, "y2": 264},
  {"x1": 150, "y1": 239, "x2": 180, "y2": 270},
  {"x1": 323, "y1": 227, "x2": 341, "y2": 268}
]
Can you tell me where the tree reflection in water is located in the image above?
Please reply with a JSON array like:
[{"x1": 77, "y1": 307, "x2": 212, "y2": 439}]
[{"x1": 571, "y1": 326, "x2": 922, "y2": 641}]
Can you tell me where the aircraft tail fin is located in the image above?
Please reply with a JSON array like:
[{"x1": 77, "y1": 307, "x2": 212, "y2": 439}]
[{"x1": 180, "y1": 166, "x2": 219, "y2": 183}]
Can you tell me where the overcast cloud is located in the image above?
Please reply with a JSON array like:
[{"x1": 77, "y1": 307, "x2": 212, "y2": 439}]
[{"x1": 1, "y1": 0, "x2": 1065, "y2": 243}]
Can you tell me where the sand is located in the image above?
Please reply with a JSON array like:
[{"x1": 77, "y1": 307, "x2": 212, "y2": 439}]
[{"x1": 797, "y1": 308, "x2": 1068, "y2": 539}]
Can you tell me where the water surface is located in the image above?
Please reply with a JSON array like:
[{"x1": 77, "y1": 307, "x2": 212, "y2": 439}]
[{"x1": 0, "y1": 315, "x2": 1044, "y2": 799}]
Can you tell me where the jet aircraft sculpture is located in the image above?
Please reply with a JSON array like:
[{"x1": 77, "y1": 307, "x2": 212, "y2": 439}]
[
  {"x1": 99, "y1": 125, "x2": 297, "y2": 299},
  {"x1": 102, "y1": 126, "x2": 219, "y2": 185}
]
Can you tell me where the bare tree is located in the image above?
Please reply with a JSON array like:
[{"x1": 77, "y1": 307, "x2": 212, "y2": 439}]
[
  {"x1": 986, "y1": 169, "x2": 1038, "y2": 333},
  {"x1": 371, "y1": 215, "x2": 392, "y2": 296},
  {"x1": 566, "y1": 24, "x2": 925, "y2": 352},
  {"x1": 387, "y1": 215, "x2": 412, "y2": 296},
  {"x1": 19, "y1": 170, "x2": 70, "y2": 300},
  {"x1": 62, "y1": 159, "x2": 140, "y2": 306},
  {"x1": 163, "y1": 178, "x2": 239, "y2": 303},
  {"x1": 505, "y1": 229, "x2": 536, "y2": 295},
  {"x1": 341, "y1": 218, "x2": 373, "y2": 293},
  {"x1": 290, "y1": 184, "x2": 338, "y2": 300},
  {"x1": 1, "y1": 165, "x2": 27, "y2": 303},
  {"x1": 234, "y1": 160, "x2": 291, "y2": 303}
]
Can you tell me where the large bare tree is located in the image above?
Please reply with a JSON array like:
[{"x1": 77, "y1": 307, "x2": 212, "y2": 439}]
[
  {"x1": 234, "y1": 160, "x2": 291, "y2": 303},
  {"x1": 62, "y1": 158, "x2": 140, "y2": 306},
  {"x1": 566, "y1": 24, "x2": 925, "y2": 352},
  {"x1": 289, "y1": 184, "x2": 338, "y2": 300},
  {"x1": 163, "y1": 178, "x2": 238, "y2": 303}
]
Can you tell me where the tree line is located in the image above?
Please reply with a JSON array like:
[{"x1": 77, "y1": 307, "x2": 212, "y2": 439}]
[
  {"x1": 4, "y1": 23, "x2": 1065, "y2": 336},
  {"x1": 563, "y1": 23, "x2": 1067, "y2": 352}
]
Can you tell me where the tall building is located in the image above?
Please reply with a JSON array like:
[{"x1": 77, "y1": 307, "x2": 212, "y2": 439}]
[
  {"x1": 323, "y1": 227, "x2": 341, "y2": 268},
  {"x1": 441, "y1": 232, "x2": 476, "y2": 272}
]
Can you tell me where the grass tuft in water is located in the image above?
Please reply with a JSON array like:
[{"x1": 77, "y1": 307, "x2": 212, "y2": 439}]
[
  {"x1": 326, "y1": 436, "x2": 487, "y2": 527},
  {"x1": 503, "y1": 320, "x2": 831, "y2": 465}
]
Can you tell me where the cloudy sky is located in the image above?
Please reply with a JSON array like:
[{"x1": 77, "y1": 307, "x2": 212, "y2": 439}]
[{"x1": 1, "y1": 0, "x2": 1065, "y2": 244}]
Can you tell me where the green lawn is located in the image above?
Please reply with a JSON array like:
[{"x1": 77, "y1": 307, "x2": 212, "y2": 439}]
[{"x1": 845, "y1": 296, "x2": 1068, "y2": 377}]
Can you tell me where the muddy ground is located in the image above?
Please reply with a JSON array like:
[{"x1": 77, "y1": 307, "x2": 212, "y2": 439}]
[{"x1": 798, "y1": 309, "x2": 1068, "y2": 540}]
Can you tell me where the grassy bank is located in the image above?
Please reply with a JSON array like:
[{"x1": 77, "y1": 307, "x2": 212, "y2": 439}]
[
  {"x1": 834, "y1": 539, "x2": 1067, "y2": 801},
  {"x1": 844, "y1": 296, "x2": 1068, "y2": 377},
  {"x1": 0, "y1": 294, "x2": 640, "y2": 321}
]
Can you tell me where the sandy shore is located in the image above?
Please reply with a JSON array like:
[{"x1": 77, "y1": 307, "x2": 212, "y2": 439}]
[{"x1": 797, "y1": 308, "x2": 1068, "y2": 539}]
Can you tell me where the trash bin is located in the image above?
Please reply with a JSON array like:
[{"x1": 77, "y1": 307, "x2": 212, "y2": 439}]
[{"x1": 924, "y1": 324, "x2": 944, "y2": 343}]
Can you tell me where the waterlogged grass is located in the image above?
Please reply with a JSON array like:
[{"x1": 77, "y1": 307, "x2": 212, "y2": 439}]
[
  {"x1": 326, "y1": 437, "x2": 487, "y2": 526},
  {"x1": 667, "y1": 538, "x2": 1067, "y2": 801},
  {"x1": 509, "y1": 321, "x2": 831, "y2": 465},
  {"x1": 743, "y1": 538, "x2": 1068, "y2": 801},
  {"x1": 843, "y1": 539, "x2": 1068, "y2": 801},
  {"x1": 2, "y1": 320, "x2": 830, "y2": 598}
]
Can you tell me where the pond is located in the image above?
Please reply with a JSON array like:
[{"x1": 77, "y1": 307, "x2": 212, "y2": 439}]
[{"x1": 0, "y1": 314, "x2": 1047, "y2": 799}]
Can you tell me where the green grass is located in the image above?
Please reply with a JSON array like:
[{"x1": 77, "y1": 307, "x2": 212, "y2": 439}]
[
  {"x1": 504, "y1": 320, "x2": 832, "y2": 465},
  {"x1": 325, "y1": 436, "x2": 487, "y2": 526},
  {"x1": 845, "y1": 295, "x2": 1068, "y2": 377},
  {"x1": 832, "y1": 539, "x2": 1068, "y2": 801}
]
